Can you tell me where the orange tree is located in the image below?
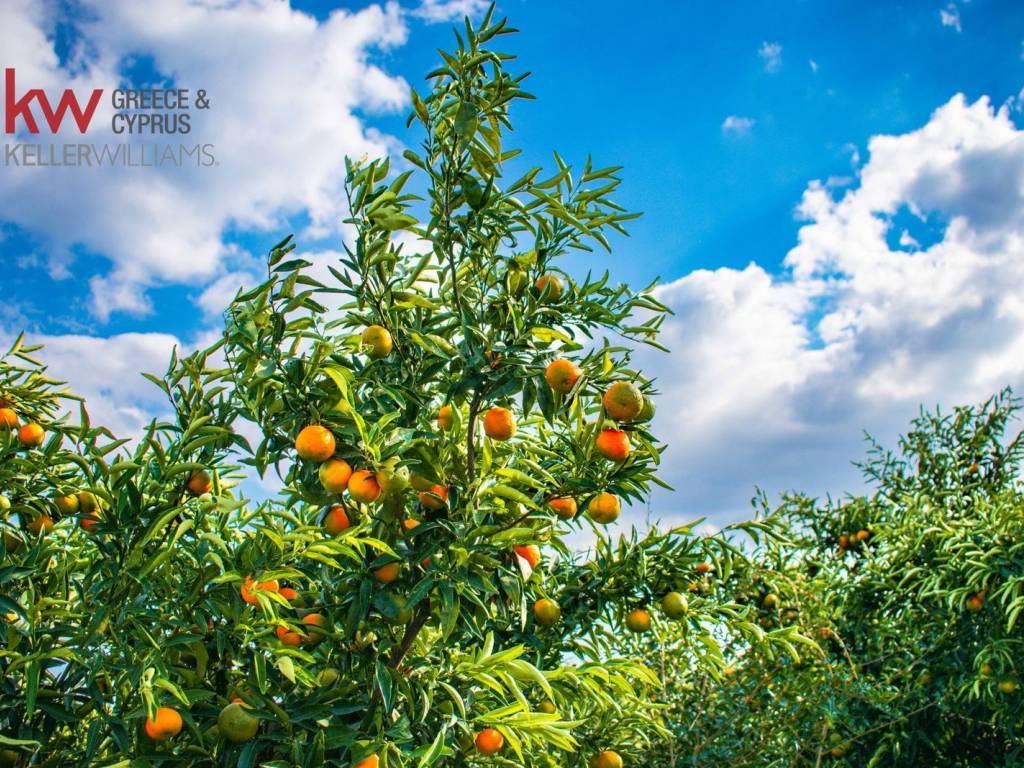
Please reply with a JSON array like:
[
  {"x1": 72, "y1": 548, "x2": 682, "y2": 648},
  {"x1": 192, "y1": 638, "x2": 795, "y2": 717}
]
[
  {"x1": 0, "y1": 9, "x2": 799, "y2": 768},
  {"x1": 626, "y1": 392, "x2": 1024, "y2": 767}
]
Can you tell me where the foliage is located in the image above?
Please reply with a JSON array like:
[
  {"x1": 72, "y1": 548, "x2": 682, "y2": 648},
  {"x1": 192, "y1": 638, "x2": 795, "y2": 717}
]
[
  {"x1": 631, "y1": 391, "x2": 1024, "y2": 767},
  {"x1": 0, "y1": 9, "x2": 780, "y2": 768}
]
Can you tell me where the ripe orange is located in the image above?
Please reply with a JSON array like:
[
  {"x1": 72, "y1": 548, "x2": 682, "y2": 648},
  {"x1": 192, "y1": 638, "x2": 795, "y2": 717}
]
[
  {"x1": 361, "y1": 325, "x2": 393, "y2": 359},
  {"x1": 54, "y1": 493, "x2": 79, "y2": 515},
  {"x1": 595, "y1": 751, "x2": 623, "y2": 768},
  {"x1": 144, "y1": 707, "x2": 183, "y2": 741},
  {"x1": 348, "y1": 470, "x2": 381, "y2": 504},
  {"x1": 319, "y1": 459, "x2": 353, "y2": 493},
  {"x1": 837, "y1": 534, "x2": 850, "y2": 549},
  {"x1": 324, "y1": 504, "x2": 351, "y2": 535},
  {"x1": 241, "y1": 577, "x2": 280, "y2": 605},
  {"x1": 27, "y1": 515, "x2": 54, "y2": 536},
  {"x1": 603, "y1": 382, "x2": 644, "y2": 421},
  {"x1": 218, "y1": 702, "x2": 258, "y2": 743},
  {"x1": 483, "y1": 407, "x2": 515, "y2": 441},
  {"x1": 438, "y1": 404, "x2": 455, "y2": 431},
  {"x1": 587, "y1": 492, "x2": 620, "y2": 525},
  {"x1": 186, "y1": 470, "x2": 212, "y2": 497},
  {"x1": 513, "y1": 544, "x2": 541, "y2": 569},
  {"x1": 295, "y1": 425, "x2": 335, "y2": 462},
  {"x1": 276, "y1": 624, "x2": 303, "y2": 647},
  {"x1": 535, "y1": 274, "x2": 564, "y2": 302},
  {"x1": 595, "y1": 429, "x2": 630, "y2": 461},
  {"x1": 80, "y1": 507, "x2": 101, "y2": 533},
  {"x1": 548, "y1": 497, "x2": 577, "y2": 520},
  {"x1": 855, "y1": 528, "x2": 871, "y2": 542},
  {"x1": 998, "y1": 678, "x2": 1019, "y2": 695},
  {"x1": 17, "y1": 422, "x2": 44, "y2": 448},
  {"x1": 545, "y1": 359, "x2": 581, "y2": 394},
  {"x1": 402, "y1": 518, "x2": 421, "y2": 532},
  {"x1": 0, "y1": 408, "x2": 18, "y2": 430},
  {"x1": 475, "y1": 728, "x2": 504, "y2": 756},
  {"x1": 279, "y1": 587, "x2": 300, "y2": 602},
  {"x1": 302, "y1": 613, "x2": 328, "y2": 644},
  {"x1": 762, "y1": 593, "x2": 780, "y2": 609},
  {"x1": 626, "y1": 608, "x2": 651, "y2": 633},
  {"x1": 966, "y1": 594, "x2": 984, "y2": 613},
  {"x1": 695, "y1": 562, "x2": 713, "y2": 575},
  {"x1": 353, "y1": 756, "x2": 379, "y2": 768},
  {"x1": 533, "y1": 598, "x2": 561, "y2": 627},
  {"x1": 418, "y1": 484, "x2": 448, "y2": 510},
  {"x1": 373, "y1": 562, "x2": 400, "y2": 583}
]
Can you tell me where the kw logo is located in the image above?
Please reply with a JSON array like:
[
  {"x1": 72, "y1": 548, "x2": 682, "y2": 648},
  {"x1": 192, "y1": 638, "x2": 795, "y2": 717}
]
[{"x1": 4, "y1": 68, "x2": 103, "y2": 134}]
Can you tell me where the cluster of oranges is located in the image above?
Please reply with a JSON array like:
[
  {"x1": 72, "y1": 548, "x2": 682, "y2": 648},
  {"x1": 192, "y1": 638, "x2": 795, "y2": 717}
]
[
  {"x1": 835, "y1": 528, "x2": 872, "y2": 555},
  {"x1": 0, "y1": 399, "x2": 46, "y2": 449}
]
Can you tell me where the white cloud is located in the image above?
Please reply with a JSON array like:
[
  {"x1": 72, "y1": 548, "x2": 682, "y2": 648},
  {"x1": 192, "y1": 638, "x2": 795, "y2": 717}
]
[
  {"x1": 636, "y1": 93, "x2": 1024, "y2": 527},
  {"x1": 758, "y1": 41, "x2": 782, "y2": 73},
  {"x1": 940, "y1": 3, "x2": 962, "y2": 32},
  {"x1": 809, "y1": 59, "x2": 819, "y2": 73},
  {"x1": 413, "y1": 0, "x2": 490, "y2": 22},
  {"x1": 0, "y1": 0, "x2": 410, "y2": 319},
  {"x1": 721, "y1": 115, "x2": 756, "y2": 134}
]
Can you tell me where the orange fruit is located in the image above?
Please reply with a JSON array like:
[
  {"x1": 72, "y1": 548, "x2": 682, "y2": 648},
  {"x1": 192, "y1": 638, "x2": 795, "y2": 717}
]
[
  {"x1": 545, "y1": 359, "x2": 581, "y2": 394},
  {"x1": 998, "y1": 678, "x2": 1019, "y2": 694},
  {"x1": 301, "y1": 613, "x2": 329, "y2": 644},
  {"x1": 218, "y1": 702, "x2": 258, "y2": 742},
  {"x1": 418, "y1": 484, "x2": 448, "y2": 510},
  {"x1": 548, "y1": 497, "x2": 577, "y2": 520},
  {"x1": 353, "y1": 756, "x2": 379, "y2": 768},
  {"x1": 17, "y1": 422, "x2": 44, "y2": 448},
  {"x1": 295, "y1": 425, "x2": 335, "y2": 462},
  {"x1": 966, "y1": 594, "x2": 984, "y2": 613},
  {"x1": 349, "y1": 470, "x2": 381, "y2": 504},
  {"x1": 595, "y1": 751, "x2": 623, "y2": 768},
  {"x1": 535, "y1": 274, "x2": 564, "y2": 302},
  {"x1": 662, "y1": 592, "x2": 688, "y2": 619},
  {"x1": 54, "y1": 493, "x2": 79, "y2": 515},
  {"x1": 0, "y1": 408, "x2": 18, "y2": 430},
  {"x1": 361, "y1": 325, "x2": 393, "y2": 359},
  {"x1": 186, "y1": 470, "x2": 212, "y2": 497},
  {"x1": 78, "y1": 492, "x2": 99, "y2": 515},
  {"x1": 319, "y1": 459, "x2": 353, "y2": 493},
  {"x1": 276, "y1": 624, "x2": 303, "y2": 646},
  {"x1": 595, "y1": 429, "x2": 630, "y2": 461},
  {"x1": 144, "y1": 707, "x2": 183, "y2": 741},
  {"x1": 482, "y1": 407, "x2": 515, "y2": 441},
  {"x1": 533, "y1": 598, "x2": 561, "y2": 627},
  {"x1": 437, "y1": 404, "x2": 455, "y2": 431},
  {"x1": 695, "y1": 562, "x2": 713, "y2": 575},
  {"x1": 837, "y1": 534, "x2": 850, "y2": 549},
  {"x1": 241, "y1": 577, "x2": 280, "y2": 605},
  {"x1": 279, "y1": 587, "x2": 300, "y2": 602},
  {"x1": 27, "y1": 515, "x2": 54, "y2": 536},
  {"x1": 626, "y1": 608, "x2": 651, "y2": 633},
  {"x1": 373, "y1": 562, "x2": 400, "y2": 583},
  {"x1": 80, "y1": 507, "x2": 101, "y2": 533},
  {"x1": 637, "y1": 397, "x2": 656, "y2": 421},
  {"x1": 402, "y1": 518, "x2": 421, "y2": 532},
  {"x1": 603, "y1": 382, "x2": 644, "y2": 421},
  {"x1": 475, "y1": 728, "x2": 504, "y2": 756},
  {"x1": 587, "y1": 493, "x2": 620, "y2": 525},
  {"x1": 538, "y1": 700, "x2": 556, "y2": 714},
  {"x1": 323, "y1": 504, "x2": 351, "y2": 535},
  {"x1": 856, "y1": 528, "x2": 871, "y2": 542},
  {"x1": 762, "y1": 593, "x2": 780, "y2": 609},
  {"x1": 513, "y1": 544, "x2": 541, "y2": 569}
]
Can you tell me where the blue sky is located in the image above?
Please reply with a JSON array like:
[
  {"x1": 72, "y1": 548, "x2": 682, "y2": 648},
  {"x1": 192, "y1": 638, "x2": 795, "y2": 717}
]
[{"x1": 2, "y1": 0, "x2": 1024, "y2": 528}]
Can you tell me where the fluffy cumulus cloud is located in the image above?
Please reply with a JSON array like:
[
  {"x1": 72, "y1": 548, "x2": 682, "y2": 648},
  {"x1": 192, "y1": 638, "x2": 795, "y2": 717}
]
[
  {"x1": 637, "y1": 94, "x2": 1024, "y2": 528},
  {"x1": 0, "y1": 0, "x2": 409, "y2": 319},
  {"x1": 413, "y1": 0, "x2": 490, "y2": 23}
]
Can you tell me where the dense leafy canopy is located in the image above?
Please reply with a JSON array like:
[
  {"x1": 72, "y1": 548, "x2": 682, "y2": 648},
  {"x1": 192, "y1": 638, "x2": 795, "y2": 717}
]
[{"x1": 1, "y1": 8, "x2": 1021, "y2": 768}]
